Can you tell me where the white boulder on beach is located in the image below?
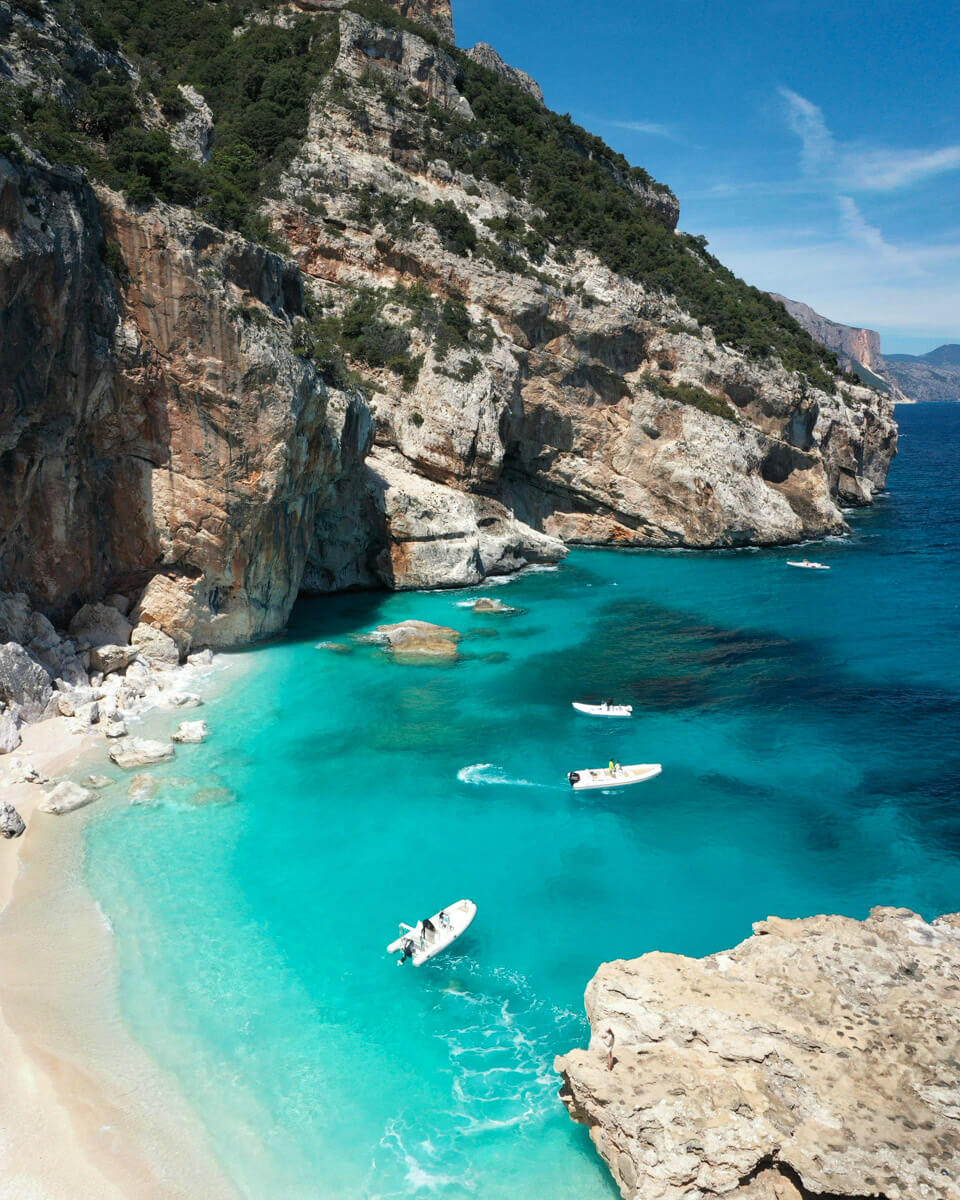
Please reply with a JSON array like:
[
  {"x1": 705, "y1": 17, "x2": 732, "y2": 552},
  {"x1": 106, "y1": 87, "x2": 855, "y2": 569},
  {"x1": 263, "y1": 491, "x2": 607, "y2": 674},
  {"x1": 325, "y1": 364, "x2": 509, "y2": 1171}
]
[
  {"x1": 109, "y1": 738, "x2": 176, "y2": 769},
  {"x1": 172, "y1": 720, "x2": 208, "y2": 744},
  {"x1": 39, "y1": 781, "x2": 98, "y2": 815}
]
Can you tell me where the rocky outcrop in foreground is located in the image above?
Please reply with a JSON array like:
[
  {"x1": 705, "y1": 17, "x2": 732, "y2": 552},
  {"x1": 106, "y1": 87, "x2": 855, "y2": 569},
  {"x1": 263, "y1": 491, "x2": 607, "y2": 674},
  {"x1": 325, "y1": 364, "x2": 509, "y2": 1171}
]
[{"x1": 556, "y1": 907, "x2": 960, "y2": 1200}]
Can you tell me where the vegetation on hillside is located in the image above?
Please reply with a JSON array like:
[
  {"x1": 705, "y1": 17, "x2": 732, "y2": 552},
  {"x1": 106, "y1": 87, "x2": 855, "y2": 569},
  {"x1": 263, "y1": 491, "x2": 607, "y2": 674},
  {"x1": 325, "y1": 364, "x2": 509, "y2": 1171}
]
[
  {"x1": 639, "y1": 374, "x2": 737, "y2": 422},
  {"x1": 2, "y1": 0, "x2": 845, "y2": 390},
  {"x1": 293, "y1": 281, "x2": 492, "y2": 390},
  {"x1": 2, "y1": 0, "x2": 336, "y2": 240}
]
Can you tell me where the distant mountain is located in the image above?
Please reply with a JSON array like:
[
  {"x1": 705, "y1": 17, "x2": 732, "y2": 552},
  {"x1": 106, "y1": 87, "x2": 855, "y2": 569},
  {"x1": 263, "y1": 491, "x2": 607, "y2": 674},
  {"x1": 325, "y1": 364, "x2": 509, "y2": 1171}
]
[
  {"x1": 768, "y1": 295, "x2": 911, "y2": 401},
  {"x1": 881, "y1": 345, "x2": 960, "y2": 402},
  {"x1": 886, "y1": 345, "x2": 960, "y2": 365}
]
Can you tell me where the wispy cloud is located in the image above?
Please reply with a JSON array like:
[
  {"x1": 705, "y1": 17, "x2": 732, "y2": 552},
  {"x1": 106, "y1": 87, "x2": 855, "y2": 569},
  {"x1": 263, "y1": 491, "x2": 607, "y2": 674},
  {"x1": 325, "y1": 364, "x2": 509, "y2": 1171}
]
[
  {"x1": 836, "y1": 196, "x2": 903, "y2": 263},
  {"x1": 780, "y1": 88, "x2": 834, "y2": 174},
  {"x1": 582, "y1": 115, "x2": 684, "y2": 143},
  {"x1": 779, "y1": 87, "x2": 960, "y2": 193},
  {"x1": 602, "y1": 119, "x2": 680, "y2": 141}
]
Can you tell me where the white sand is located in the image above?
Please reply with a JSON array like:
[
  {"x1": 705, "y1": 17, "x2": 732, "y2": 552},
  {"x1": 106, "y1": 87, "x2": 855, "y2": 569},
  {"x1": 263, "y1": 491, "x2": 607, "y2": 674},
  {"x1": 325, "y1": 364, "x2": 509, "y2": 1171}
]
[{"x1": 0, "y1": 719, "x2": 240, "y2": 1200}]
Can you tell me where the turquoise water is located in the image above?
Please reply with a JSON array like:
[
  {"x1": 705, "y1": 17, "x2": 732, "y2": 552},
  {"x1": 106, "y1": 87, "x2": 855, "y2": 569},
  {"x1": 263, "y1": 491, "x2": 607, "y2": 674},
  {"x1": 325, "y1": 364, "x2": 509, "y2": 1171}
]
[{"x1": 86, "y1": 403, "x2": 960, "y2": 1198}]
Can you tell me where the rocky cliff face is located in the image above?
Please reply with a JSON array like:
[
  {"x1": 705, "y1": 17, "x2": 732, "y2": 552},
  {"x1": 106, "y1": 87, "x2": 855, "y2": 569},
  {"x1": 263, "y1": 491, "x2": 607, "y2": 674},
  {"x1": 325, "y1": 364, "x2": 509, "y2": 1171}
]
[
  {"x1": 770, "y1": 294, "x2": 884, "y2": 373},
  {"x1": 769, "y1": 294, "x2": 913, "y2": 404},
  {"x1": 556, "y1": 907, "x2": 960, "y2": 1200},
  {"x1": 0, "y1": 154, "x2": 370, "y2": 646},
  {"x1": 883, "y1": 344, "x2": 960, "y2": 403},
  {"x1": 0, "y1": 0, "x2": 897, "y2": 655}
]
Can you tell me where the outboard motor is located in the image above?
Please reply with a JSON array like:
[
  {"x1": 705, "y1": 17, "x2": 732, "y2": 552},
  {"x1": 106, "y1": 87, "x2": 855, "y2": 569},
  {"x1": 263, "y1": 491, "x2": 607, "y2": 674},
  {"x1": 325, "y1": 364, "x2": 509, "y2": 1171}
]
[{"x1": 568, "y1": 771, "x2": 580, "y2": 786}]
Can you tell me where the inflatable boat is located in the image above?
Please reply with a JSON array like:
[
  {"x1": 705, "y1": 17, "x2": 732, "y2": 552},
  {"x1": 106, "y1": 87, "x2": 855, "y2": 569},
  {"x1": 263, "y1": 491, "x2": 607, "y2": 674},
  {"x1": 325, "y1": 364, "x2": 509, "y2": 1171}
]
[
  {"x1": 387, "y1": 898, "x2": 477, "y2": 966},
  {"x1": 572, "y1": 701, "x2": 633, "y2": 717},
  {"x1": 567, "y1": 763, "x2": 661, "y2": 790}
]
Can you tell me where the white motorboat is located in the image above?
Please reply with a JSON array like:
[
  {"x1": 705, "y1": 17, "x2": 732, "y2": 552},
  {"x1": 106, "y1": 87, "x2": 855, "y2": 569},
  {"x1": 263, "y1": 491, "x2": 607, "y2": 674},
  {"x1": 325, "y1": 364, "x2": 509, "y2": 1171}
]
[
  {"x1": 787, "y1": 559, "x2": 830, "y2": 571},
  {"x1": 572, "y1": 701, "x2": 633, "y2": 718},
  {"x1": 567, "y1": 763, "x2": 661, "y2": 790},
  {"x1": 387, "y1": 898, "x2": 477, "y2": 967}
]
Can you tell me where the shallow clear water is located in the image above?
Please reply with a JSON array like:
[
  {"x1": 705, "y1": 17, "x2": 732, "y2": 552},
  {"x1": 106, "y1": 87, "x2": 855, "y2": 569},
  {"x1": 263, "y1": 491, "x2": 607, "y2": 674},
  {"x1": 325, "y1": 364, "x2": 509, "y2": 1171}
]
[{"x1": 86, "y1": 403, "x2": 960, "y2": 1198}]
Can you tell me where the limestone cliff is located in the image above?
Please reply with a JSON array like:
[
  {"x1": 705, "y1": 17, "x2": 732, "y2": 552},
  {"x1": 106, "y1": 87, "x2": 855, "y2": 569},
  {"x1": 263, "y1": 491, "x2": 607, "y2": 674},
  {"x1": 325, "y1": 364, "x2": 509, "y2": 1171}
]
[
  {"x1": 0, "y1": 154, "x2": 370, "y2": 646},
  {"x1": 0, "y1": 0, "x2": 897, "y2": 652},
  {"x1": 769, "y1": 294, "x2": 912, "y2": 403},
  {"x1": 556, "y1": 907, "x2": 960, "y2": 1200}
]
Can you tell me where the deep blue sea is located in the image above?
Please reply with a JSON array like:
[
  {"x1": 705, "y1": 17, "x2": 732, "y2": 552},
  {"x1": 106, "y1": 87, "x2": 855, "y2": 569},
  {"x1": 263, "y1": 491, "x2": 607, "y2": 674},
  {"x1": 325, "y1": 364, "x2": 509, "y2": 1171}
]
[{"x1": 84, "y1": 402, "x2": 960, "y2": 1198}]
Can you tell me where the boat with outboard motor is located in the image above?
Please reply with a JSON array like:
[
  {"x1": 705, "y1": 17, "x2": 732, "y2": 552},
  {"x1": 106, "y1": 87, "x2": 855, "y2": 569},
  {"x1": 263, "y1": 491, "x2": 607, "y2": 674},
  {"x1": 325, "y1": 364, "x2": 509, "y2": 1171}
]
[
  {"x1": 567, "y1": 763, "x2": 661, "y2": 790},
  {"x1": 787, "y1": 559, "x2": 830, "y2": 571},
  {"x1": 387, "y1": 898, "x2": 477, "y2": 966},
  {"x1": 572, "y1": 701, "x2": 633, "y2": 718}
]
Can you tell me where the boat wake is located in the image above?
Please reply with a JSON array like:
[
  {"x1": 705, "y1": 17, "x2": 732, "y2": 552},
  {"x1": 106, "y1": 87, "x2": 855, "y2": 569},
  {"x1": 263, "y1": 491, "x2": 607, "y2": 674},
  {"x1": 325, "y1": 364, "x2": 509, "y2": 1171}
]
[
  {"x1": 364, "y1": 959, "x2": 584, "y2": 1197},
  {"x1": 456, "y1": 763, "x2": 549, "y2": 789}
]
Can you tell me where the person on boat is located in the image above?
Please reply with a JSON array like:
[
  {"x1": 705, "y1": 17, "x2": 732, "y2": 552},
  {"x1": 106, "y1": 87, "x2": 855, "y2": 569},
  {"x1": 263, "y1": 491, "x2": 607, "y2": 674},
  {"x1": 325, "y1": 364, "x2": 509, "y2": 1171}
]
[
  {"x1": 438, "y1": 909, "x2": 450, "y2": 928},
  {"x1": 609, "y1": 759, "x2": 615, "y2": 774},
  {"x1": 419, "y1": 916, "x2": 436, "y2": 947},
  {"x1": 614, "y1": 760, "x2": 621, "y2": 775}
]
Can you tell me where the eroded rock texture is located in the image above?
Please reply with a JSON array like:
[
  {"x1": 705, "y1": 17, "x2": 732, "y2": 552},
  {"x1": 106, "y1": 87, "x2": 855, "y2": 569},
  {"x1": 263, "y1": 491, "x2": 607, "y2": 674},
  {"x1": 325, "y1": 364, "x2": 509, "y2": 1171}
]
[
  {"x1": 0, "y1": 0, "x2": 897, "y2": 648},
  {"x1": 0, "y1": 156, "x2": 371, "y2": 646},
  {"x1": 555, "y1": 907, "x2": 960, "y2": 1200}
]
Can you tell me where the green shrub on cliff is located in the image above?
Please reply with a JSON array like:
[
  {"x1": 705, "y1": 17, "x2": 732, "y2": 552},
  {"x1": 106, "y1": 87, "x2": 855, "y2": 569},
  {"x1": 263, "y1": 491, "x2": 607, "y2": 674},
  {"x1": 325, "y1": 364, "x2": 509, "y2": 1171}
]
[
  {"x1": 17, "y1": 0, "x2": 339, "y2": 237},
  {"x1": 640, "y1": 373, "x2": 737, "y2": 421}
]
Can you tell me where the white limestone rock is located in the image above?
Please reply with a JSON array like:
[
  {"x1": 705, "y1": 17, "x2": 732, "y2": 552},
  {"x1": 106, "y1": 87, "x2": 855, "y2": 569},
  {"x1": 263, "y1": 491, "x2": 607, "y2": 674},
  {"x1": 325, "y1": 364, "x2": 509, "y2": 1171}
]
[
  {"x1": 108, "y1": 737, "x2": 175, "y2": 768},
  {"x1": 68, "y1": 603, "x2": 132, "y2": 650},
  {"x1": 40, "y1": 780, "x2": 98, "y2": 814},
  {"x1": 168, "y1": 84, "x2": 215, "y2": 163},
  {"x1": 555, "y1": 907, "x2": 960, "y2": 1200},
  {"x1": 0, "y1": 801, "x2": 25, "y2": 837},
  {"x1": 130, "y1": 623, "x2": 181, "y2": 670},
  {"x1": 171, "y1": 719, "x2": 208, "y2": 744},
  {"x1": 0, "y1": 642, "x2": 54, "y2": 720},
  {"x1": 89, "y1": 643, "x2": 138, "y2": 675},
  {"x1": 5, "y1": 757, "x2": 47, "y2": 785},
  {"x1": 0, "y1": 708, "x2": 22, "y2": 754}
]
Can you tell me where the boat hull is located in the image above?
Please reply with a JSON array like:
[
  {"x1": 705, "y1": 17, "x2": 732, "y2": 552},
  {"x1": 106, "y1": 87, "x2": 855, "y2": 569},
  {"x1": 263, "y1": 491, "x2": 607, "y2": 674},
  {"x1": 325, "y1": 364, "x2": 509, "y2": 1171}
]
[
  {"x1": 568, "y1": 764, "x2": 661, "y2": 790},
  {"x1": 387, "y1": 898, "x2": 477, "y2": 966},
  {"x1": 572, "y1": 702, "x2": 632, "y2": 717}
]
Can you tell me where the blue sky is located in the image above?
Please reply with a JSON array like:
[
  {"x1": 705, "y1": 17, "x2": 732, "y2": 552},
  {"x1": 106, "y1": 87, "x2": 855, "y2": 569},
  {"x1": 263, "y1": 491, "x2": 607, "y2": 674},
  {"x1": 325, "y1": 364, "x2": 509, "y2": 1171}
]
[{"x1": 455, "y1": 0, "x2": 960, "y2": 353}]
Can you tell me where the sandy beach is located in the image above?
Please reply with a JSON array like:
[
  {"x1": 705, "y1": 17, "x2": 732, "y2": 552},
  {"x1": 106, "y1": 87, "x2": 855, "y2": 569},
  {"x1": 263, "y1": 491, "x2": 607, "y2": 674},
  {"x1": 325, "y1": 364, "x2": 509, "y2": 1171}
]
[{"x1": 0, "y1": 719, "x2": 240, "y2": 1200}]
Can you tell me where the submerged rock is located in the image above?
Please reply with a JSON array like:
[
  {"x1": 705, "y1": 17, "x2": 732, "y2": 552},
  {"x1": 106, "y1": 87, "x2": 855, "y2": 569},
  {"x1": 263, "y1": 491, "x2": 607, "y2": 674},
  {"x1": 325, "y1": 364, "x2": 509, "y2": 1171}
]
[
  {"x1": 82, "y1": 775, "x2": 113, "y2": 790},
  {"x1": 0, "y1": 801, "x2": 25, "y2": 837},
  {"x1": 471, "y1": 597, "x2": 515, "y2": 613},
  {"x1": 172, "y1": 720, "x2": 208, "y2": 744},
  {"x1": 128, "y1": 773, "x2": 158, "y2": 803},
  {"x1": 109, "y1": 737, "x2": 175, "y2": 769},
  {"x1": 373, "y1": 620, "x2": 461, "y2": 660},
  {"x1": 188, "y1": 784, "x2": 235, "y2": 807},
  {"x1": 39, "y1": 780, "x2": 98, "y2": 814},
  {"x1": 555, "y1": 907, "x2": 960, "y2": 1200}
]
